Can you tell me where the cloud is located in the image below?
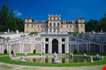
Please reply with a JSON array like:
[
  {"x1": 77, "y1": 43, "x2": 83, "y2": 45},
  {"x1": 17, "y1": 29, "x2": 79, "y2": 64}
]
[{"x1": 13, "y1": 10, "x2": 22, "y2": 17}]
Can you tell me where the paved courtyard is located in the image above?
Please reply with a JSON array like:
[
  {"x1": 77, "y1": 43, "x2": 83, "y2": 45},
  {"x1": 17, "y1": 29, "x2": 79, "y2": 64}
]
[{"x1": 0, "y1": 63, "x2": 103, "y2": 70}]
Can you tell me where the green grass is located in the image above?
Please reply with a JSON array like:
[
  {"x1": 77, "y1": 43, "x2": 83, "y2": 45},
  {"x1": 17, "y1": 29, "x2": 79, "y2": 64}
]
[
  {"x1": 0, "y1": 55, "x2": 106, "y2": 67},
  {"x1": 16, "y1": 53, "x2": 45, "y2": 56}
]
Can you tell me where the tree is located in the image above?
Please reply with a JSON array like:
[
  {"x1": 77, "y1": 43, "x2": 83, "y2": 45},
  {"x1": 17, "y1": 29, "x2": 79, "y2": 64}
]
[
  {"x1": 0, "y1": 4, "x2": 9, "y2": 31},
  {"x1": 98, "y1": 14, "x2": 106, "y2": 32},
  {"x1": 7, "y1": 10, "x2": 17, "y2": 31},
  {"x1": 85, "y1": 19, "x2": 98, "y2": 32},
  {"x1": 16, "y1": 18, "x2": 24, "y2": 32},
  {"x1": 0, "y1": 4, "x2": 24, "y2": 32}
]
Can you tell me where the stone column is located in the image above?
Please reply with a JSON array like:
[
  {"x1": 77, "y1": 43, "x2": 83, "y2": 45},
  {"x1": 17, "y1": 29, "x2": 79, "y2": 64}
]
[
  {"x1": 58, "y1": 38, "x2": 62, "y2": 54},
  {"x1": 43, "y1": 42, "x2": 45, "y2": 54},
  {"x1": 19, "y1": 42, "x2": 21, "y2": 53},
  {"x1": 42, "y1": 42, "x2": 45, "y2": 54},
  {"x1": 49, "y1": 38, "x2": 52, "y2": 54},
  {"x1": 65, "y1": 38, "x2": 69, "y2": 53},
  {"x1": 66, "y1": 43, "x2": 69, "y2": 53},
  {"x1": 21, "y1": 41, "x2": 24, "y2": 53}
]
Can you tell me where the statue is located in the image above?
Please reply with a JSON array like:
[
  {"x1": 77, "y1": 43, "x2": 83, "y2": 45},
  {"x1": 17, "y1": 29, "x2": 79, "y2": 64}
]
[
  {"x1": 90, "y1": 56, "x2": 93, "y2": 63},
  {"x1": 96, "y1": 54, "x2": 102, "y2": 60},
  {"x1": 53, "y1": 52, "x2": 61, "y2": 64},
  {"x1": 7, "y1": 29, "x2": 10, "y2": 33},
  {"x1": 84, "y1": 53, "x2": 87, "y2": 57},
  {"x1": 16, "y1": 30, "x2": 19, "y2": 34},
  {"x1": 53, "y1": 52, "x2": 58, "y2": 58},
  {"x1": 11, "y1": 50, "x2": 16, "y2": 57}
]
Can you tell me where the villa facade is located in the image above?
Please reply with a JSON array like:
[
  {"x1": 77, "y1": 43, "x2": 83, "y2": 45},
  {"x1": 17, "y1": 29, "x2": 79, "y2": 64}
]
[
  {"x1": 0, "y1": 15, "x2": 86, "y2": 54},
  {"x1": 23, "y1": 15, "x2": 85, "y2": 54},
  {"x1": 24, "y1": 15, "x2": 85, "y2": 33}
]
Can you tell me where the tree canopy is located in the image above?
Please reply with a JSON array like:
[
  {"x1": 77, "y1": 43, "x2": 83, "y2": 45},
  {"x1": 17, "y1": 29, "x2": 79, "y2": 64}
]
[
  {"x1": 0, "y1": 4, "x2": 24, "y2": 32},
  {"x1": 86, "y1": 14, "x2": 106, "y2": 32}
]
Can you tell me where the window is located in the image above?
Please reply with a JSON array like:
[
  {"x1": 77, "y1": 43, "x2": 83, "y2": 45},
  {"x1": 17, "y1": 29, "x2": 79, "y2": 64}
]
[
  {"x1": 62, "y1": 44, "x2": 65, "y2": 53},
  {"x1": 32, "y1": 25, "x2": 34, "y2": 28},
  {"x1": 55, "y1": 17, "x2": 58, "y2": 20},
  {"x1": 53, "y1": 23, "x2": 55, "y2": 27},
  {"x1": 57, "y1": 23, "x2": 59, "y2": 27},
  {"x1": 70, "y1": 24, "x2": 71, "y2": 27},
  {"x1": 38, "y1": 25, "x2": 39, "y2": 27},
  {"x1": 45, "y1": 38, "x2": 49, "y2": 42},
  {"x1": 50, "y1": 23, "x2": 51, "y2": 27},
  {"x1": 45, "y1": 44, "x2": 48, "y2": 53},
  {"x1": 53, "y1": 29, "x2": 55, "y2": 32},
  {"x1": 62, "y1": 38, "x2": 65, "y2": 42}
]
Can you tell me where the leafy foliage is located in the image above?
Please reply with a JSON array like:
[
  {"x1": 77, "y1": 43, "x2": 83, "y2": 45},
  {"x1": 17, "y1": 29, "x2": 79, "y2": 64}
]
[
  {"x1": 86, "y1": 14, "x2": 106, "y2": 32},
  {"x1": 85, "y1": 19, "x2": 98, "y2": 32},
  {"x1": 0, "y1": 4, "x2": 24, "y2": 32}
]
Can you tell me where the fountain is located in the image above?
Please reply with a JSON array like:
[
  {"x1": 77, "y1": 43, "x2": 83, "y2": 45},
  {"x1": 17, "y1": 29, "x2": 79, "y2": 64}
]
[
  {"x1": 16, "y1": 30, "x2": 19, "y2": 34},
  {"x1": 53, "y1": 52, "x2": 61, "y2": 64},
  {"x1": 102, "y1": 56, "x2": 104, "y2": 60},
  {"x1": 95, "y1": 54, "x2": 102, "y2": 60},
  {"x1": 84, "y1": 53, "x2": 87, "y2": 57},
  {"x1": 90, "y1": 56, "x2": 94, "y2": 63}
]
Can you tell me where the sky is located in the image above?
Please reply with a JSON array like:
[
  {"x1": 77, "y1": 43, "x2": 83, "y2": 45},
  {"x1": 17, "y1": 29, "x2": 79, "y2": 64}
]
[{"x1": 0, "y1": 0, "x2": 106, "y2": 20}]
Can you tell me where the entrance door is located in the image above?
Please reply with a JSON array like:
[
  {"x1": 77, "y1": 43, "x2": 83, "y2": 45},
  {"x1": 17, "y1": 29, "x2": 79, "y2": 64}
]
[
  {"x1": 62, "y1": 44, "x2": 65, "y2": 53},
  {"x1": 45, "y1": 44, "x2": 48, "y2": 53},
  {"x1": 52, "y1": 39, "x2": 58, "y2": 53}
]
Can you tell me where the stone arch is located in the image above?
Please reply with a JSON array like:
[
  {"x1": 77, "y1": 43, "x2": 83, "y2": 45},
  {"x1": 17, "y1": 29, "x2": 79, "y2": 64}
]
[
  {"x1": 4, "y1": 48, "x2": 7, "y2": 54},
  {"x1": 33, "y1": 49, "x2": 36, "y2": 54},
  {"x1": 11, "y1": 50, "x2": 14, "y2": 55},
  {"x1": 52, "y1": 39, "x2": 58, "y2": 53}
]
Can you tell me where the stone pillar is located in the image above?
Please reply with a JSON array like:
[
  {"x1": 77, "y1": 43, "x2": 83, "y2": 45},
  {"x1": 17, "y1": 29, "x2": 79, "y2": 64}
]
[
  {"x1": 49, "y1": 38, "x2": 52, "y2": 54},
  {"x1": 65, "y1": 38, "x2": 69, "y2": 53},
  {"x1": 21, "y1": 41, "x2": 24, "y2": 53},
  {"x1": 19, "y1": 42, "x2": 21, "y2": 53},
  {"x1": 58, "y1": 38, "x2": 62, "y2": 54},
  {"x1": 65, "y1": 43, "x2": 69, "y2": 53},
  {"x1": 43, "y1": 43, "x2": 45, "y2": 53},
  {"x1": 41, "y1": 43, "x2": 45, "y2": 54}
]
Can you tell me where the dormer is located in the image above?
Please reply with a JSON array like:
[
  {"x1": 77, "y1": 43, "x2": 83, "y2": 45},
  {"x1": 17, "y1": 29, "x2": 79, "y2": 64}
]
[
  {"x1": 48, "y1": 15, "x2": 61, "y2": 21},
  {"x1": 76, "y1": 17, "x2": 85, "y2": 24},
  {"x1": 25, "y1": 18, "x2": 33, "y2": 23}
]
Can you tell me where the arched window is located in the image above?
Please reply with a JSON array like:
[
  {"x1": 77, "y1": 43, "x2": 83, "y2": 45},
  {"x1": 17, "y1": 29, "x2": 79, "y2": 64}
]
[
  {"x1": 54, "y1": 29, "x2": 56, "y2": 32},
  {"x1": 53, "y1": 23, "x2": 55, "y2": 27},
  {"x1": 70, "y1": 24, "x2": 71, "y2": 28},
  {"x1": 50, "y1": 23, "x2": 51, "y2": 27},
  {"x1": 4, "y1": 49, "x2": 7, "y2": 54},
  {"x1": 33, "y1": 49, "x2": 36, "y2": 54},
  {"x1": 57, "y1": 23, "x2": 59, "y2": 27}
]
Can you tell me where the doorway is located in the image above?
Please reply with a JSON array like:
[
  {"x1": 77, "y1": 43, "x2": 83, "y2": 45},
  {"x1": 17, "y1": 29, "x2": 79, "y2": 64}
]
[{"x1": 52, "y1": 39, "x2": 58, "y2": 53}]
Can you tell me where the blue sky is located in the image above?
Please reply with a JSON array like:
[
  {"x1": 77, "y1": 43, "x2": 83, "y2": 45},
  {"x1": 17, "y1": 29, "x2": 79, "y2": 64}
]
[{"x1": 0, "y1": 0, "x2": 106, "y2": 20}]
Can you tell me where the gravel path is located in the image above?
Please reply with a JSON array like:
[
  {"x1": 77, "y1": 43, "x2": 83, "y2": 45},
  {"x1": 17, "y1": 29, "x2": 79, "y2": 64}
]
[{"x1": 0, "y1": 63, "x2": 103, "y2": 70}]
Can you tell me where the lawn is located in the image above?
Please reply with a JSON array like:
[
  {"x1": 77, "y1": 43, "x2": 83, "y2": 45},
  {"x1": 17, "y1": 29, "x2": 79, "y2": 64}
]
[{"x1": 0, "y1": 54, "x2": 106, "y2": 67}]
